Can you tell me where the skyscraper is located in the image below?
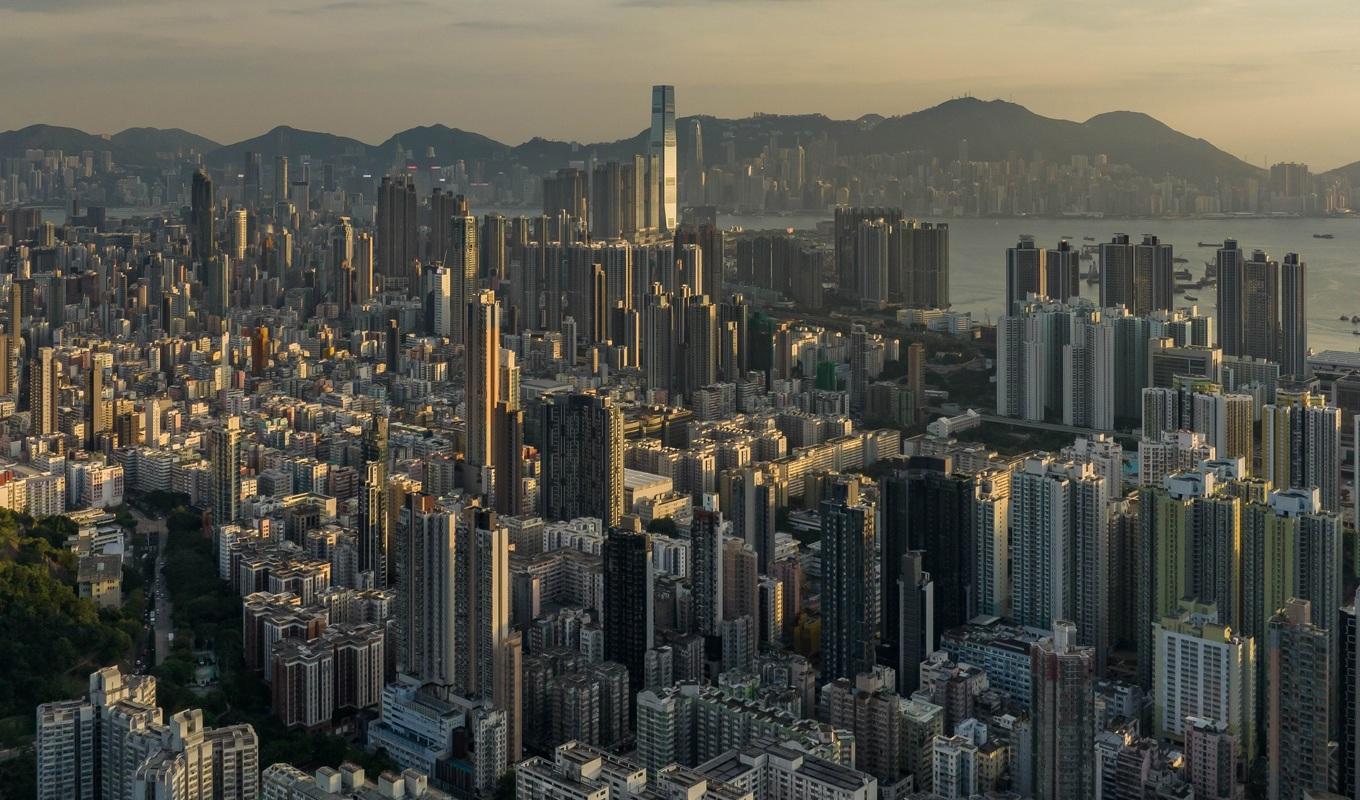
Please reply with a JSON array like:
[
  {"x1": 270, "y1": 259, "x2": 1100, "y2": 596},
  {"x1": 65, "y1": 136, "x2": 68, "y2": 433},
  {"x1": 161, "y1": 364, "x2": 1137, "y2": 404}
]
[
  {"x1": 357, "y1": 461, "x2": 387, "y2": 588},
  {"x1": 1215, "y1": 239, "x2": 1245, "y2": 356},
  {"x1": 1241, "y1": 249, "x2": 1280, "y2": 363},
  {"x1": 1005, "y1": 236, "x2": 1045, "y2": 312},
  {"x1": 466, "y1": 508, "x2": 510, "y2": 700},
  {"x1": 540, "y1": 391, "x2": 624, "y2": 526},
  {"x1": 465, "y1": 291, "x2": 500, "y2": 497},
  {"x1": 879, "y1": 457, "x2": 971, "y2": 667},
  {"x1": 691, "y1": 503, "x2": 725, "y2": 637},
  {"x1": 1261, "y1": 387, "x2": 1341, "y2": 512},
  {"x1": 273, "y1": 155, "x2": 288, "y2": 204},
  {"x1": 898, "y1": 551, "x2": 934, "y2": 696},
  {"x1": 1043, "y1": 239, "x2": 1079, "y2": 302},
  {"x1": 209, "y1": 416, "x2": 242, "y2": 525},
  {"x1": 1280, "y1": 252, "x2": 1307, "y2": 378},
  {"x1": 403, "y1": 494, "x2": 457, "y2": 688},
  {"x1": 1030, "y1": 621, "x2": 1096, "y2": 800},
  {"x1": 87, "y1": 351, "x2": 112, "y2": 449},
  {"x1": 649, "y1": 85, "x2": 677, "y2": 231},
  {"x1": 1266, "y1": 599, "x2": 1333, "y2": 800},
  {"x1": 191, "y1": 169, "x2": 214, "y2": 265},
  {"x1": 821, "y1": 498, "x2": 876, "y2": 682},
  {"x1": 377, "y1": 175, "x2": 418, "y2": 294},
  {"x1": 603, "y1": 528, "x2": 654, "y2": 693},
  {"x1": 449, "y1": 216, "x2": 479, "y2": 345}
]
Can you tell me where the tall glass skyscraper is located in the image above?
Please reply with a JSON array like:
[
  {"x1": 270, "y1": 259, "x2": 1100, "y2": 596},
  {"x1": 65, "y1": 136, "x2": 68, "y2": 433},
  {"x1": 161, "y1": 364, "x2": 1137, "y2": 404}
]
[{"x1": 649, "y1": 84, "x2": 677, "y2": 231}]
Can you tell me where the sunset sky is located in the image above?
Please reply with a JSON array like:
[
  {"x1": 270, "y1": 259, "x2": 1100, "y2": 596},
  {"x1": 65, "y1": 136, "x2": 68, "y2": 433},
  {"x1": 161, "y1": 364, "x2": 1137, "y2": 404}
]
[{"x1": 4, "y1": 0, "x2": 1358, "y2": 168}]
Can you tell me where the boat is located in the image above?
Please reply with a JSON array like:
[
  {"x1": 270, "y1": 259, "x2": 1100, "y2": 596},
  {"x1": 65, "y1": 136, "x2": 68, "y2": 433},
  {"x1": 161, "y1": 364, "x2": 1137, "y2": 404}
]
[
  {"x1": 1314, "y1": 233, "x2": 1335, "y2": 239},
  {"x1": 1185, "y1": 295, "x2": 1199, "y2": 301},
  {"x1": 1174, "y1": 269, "x2": 1193, "y2": 280},
  {"x1": 1342, "y1": 315, "x2": 1351, "y2": 321},
  {"x1": 1197, "y1": 241, "x2": 1219, "y2": 247},
  {"x1": 1173, "y1": 256, "x2": 1189, "y2": 263},
  {"x1": 1082, "y1": 236, "x2": 1096, "y2": 242}
]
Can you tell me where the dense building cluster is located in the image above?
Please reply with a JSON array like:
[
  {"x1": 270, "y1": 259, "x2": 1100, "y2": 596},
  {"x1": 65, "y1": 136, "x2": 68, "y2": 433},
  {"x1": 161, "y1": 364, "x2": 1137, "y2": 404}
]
[{"x1": 18, "y1": 84, "x2": 1360, "y2": 800}]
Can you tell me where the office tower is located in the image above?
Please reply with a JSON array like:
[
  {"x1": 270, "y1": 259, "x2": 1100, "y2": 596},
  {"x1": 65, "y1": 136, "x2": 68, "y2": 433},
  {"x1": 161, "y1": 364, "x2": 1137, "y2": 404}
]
[
  {"x1": 273, "y1": 155, "x2": 288, "y2": 203},
  {"x1": 87, "y1": 351, "x2": 112, "y2": 448},
  {"x1": 465, "y1": 291, "x2": 500, "y2": 497},
  {"x1": 1266, "y1": 599, "x2": 1332, "y2": 800},
  {"x1": 1030, "y1": 622, "x2": 1096, "y2": 800},
  {"x1": 357, "y1": 461, "x2": 387, "y2": 588},
  {"x1": 377, "y1": 175, "x2": 418, "y2": 293},
  {"x1": 191, "y1": 168, "x2": 214, "y2": 264},
  {"x1": 1261, "y1": 388, "x2": 1341, "y2": 512},
  {"x1": 898, "y1": 551, "x2": 934, "y2": 695},
  {"x1": 879, "y1": 457, "x2": 970, "y2": 669},
  {"x1": 691, "y1": 504, "x2": 725, "y2": 636},
  {"x1": 1280, "y1": 252, "x2": 1307, "y2": 378},
  {"x1": 1005, "y1": 236, "x2": 1045, "y2": 312},
  {"x1": 449, "y1": 216, "x2": 478, "y2": 345},
  {"x1": 603, "y1": 528, "x2": 654, "y2": 693},
  {"x1": 330, "y1": 214, "x2": 353, "y2": 286},
  {"x1": 1242, "y1": 249, "x2": 1280, "y2": 362},
  {"x1": 1151, "y1": 602, "x2": 1256, "y2": 762},
  {"x1": 1043, "y1": 239, "x2": 1079, "y2": 302},
  {"x1": 649, "y1": 85, "x2": 677, "y2": 231},
  {"x1": 821, "y1": 498, "x2": 876, "y2": 682},
  {"x1": 403, "y1": 494, "x2": 457, "y2": 688},
  {"x1": 1183, "y1": 717, "x2": 1239, "y2": 800},
  {"x1": 540, "y1": 392, "x2": 624, "y2": 526},
  {"x1": 1215, "y1": 239, "x2": 1245, "y2": 356},
  {"x1": 1011, "y1": 456, "x2": 1110, "y2": 659},
  {"x1": 209, "y1": 416, "x2": 242, "y2": 525}
]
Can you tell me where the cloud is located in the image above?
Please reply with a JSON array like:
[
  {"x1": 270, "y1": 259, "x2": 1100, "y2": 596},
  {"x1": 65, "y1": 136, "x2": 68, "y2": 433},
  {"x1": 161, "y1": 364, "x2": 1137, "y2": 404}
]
[{"x1": 0, "y1": 0, "x2": 139, "y2": 11}]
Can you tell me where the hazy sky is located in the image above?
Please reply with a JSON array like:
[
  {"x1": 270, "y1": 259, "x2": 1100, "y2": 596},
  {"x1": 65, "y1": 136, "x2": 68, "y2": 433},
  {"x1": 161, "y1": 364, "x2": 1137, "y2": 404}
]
[{"x1": 3, "y1": 0, "x2": 1359, "y2": 168}]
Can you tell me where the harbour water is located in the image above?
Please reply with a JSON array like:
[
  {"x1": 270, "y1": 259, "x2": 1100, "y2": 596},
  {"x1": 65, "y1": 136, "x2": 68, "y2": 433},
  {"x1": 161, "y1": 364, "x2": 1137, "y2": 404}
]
[{"x1": 723, "y1": 213, "x2": 1360, "y2": 354}]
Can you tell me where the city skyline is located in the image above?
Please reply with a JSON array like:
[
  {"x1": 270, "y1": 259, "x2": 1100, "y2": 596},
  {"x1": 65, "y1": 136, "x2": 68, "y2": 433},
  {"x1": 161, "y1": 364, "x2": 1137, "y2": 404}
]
[{"x1": 3, "y1": 0, "x2": 1360, "y2": 168}]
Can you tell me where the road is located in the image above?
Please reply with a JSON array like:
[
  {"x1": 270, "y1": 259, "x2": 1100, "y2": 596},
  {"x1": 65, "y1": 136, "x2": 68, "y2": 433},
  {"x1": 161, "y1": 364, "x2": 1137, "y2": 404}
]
[{"x1": 130, "y1": 507, "x2": 173, "y2": 665}]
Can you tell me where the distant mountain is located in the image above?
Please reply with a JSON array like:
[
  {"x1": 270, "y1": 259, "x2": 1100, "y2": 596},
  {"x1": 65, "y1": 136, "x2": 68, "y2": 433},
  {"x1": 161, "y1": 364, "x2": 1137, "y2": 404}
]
[
  {"x1": 110, "y1": 128, "x2": 220, "y2": 164},
  {"x1": 1323, "y1": 159, "x2": 1360, "y2": 185},
  {"x1": 1, "y1": 99, "x2": 1277, "y2": 187},
  {"x1": 375, "y1": 124, "x2": 509, "y2": 168},
  {"x1": 0, "y1": 124, "x2": 115, "y2": 159},
  {"x1": 203, "y1": 125, "x2": 370, "y2": 169}
]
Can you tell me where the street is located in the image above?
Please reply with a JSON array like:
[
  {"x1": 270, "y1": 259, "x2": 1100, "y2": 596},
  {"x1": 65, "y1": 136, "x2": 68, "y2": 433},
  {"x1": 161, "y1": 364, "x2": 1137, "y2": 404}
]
[{"x1": 129, "y1": 507, "x2": 174, "y2": 666}]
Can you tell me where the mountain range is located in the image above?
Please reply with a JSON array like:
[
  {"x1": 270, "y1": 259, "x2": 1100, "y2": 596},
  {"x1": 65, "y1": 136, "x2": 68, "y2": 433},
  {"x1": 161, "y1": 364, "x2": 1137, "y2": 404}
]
[{"x1": 1, "y1": 98, "x2": 1332, "y2": 187}]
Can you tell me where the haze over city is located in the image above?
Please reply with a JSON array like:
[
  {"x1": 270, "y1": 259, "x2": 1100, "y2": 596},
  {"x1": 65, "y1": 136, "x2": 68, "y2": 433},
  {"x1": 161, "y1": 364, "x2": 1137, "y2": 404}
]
[
  {"x1": 3, "y1": 0, "x2": 1360, "y2": 167},
  {"x1": 6, "y1": 5, "x2": 1360, "y2": 800}
]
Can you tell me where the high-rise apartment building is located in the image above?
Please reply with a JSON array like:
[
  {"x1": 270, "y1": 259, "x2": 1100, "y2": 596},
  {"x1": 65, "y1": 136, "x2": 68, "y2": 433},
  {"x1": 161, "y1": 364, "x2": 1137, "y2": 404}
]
[
  {"x1": 820, "y1": 498, "x2": 876, "y2": 682},
  {"x1": 465, "y1": 291, "x2": 500, "y2": 497},
  {"x1": 603, "y1": 528, "x2": 654, "y2": 693},
  {"x1": 1030, "y1": 622, "x2": 1096, "y2": 800},
  {"x1": 541, "y1": 392, "x2": 624, "y2": 526},
  {"x1": 1266, "y1": 599, "x2": 1333, "y2": 800},
  {"x1": 377, "y1": 175, "x2": 419, "y2": 293},
  {"x1": 210, "y1": 416, "x2": 242, "y2": 525}
]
